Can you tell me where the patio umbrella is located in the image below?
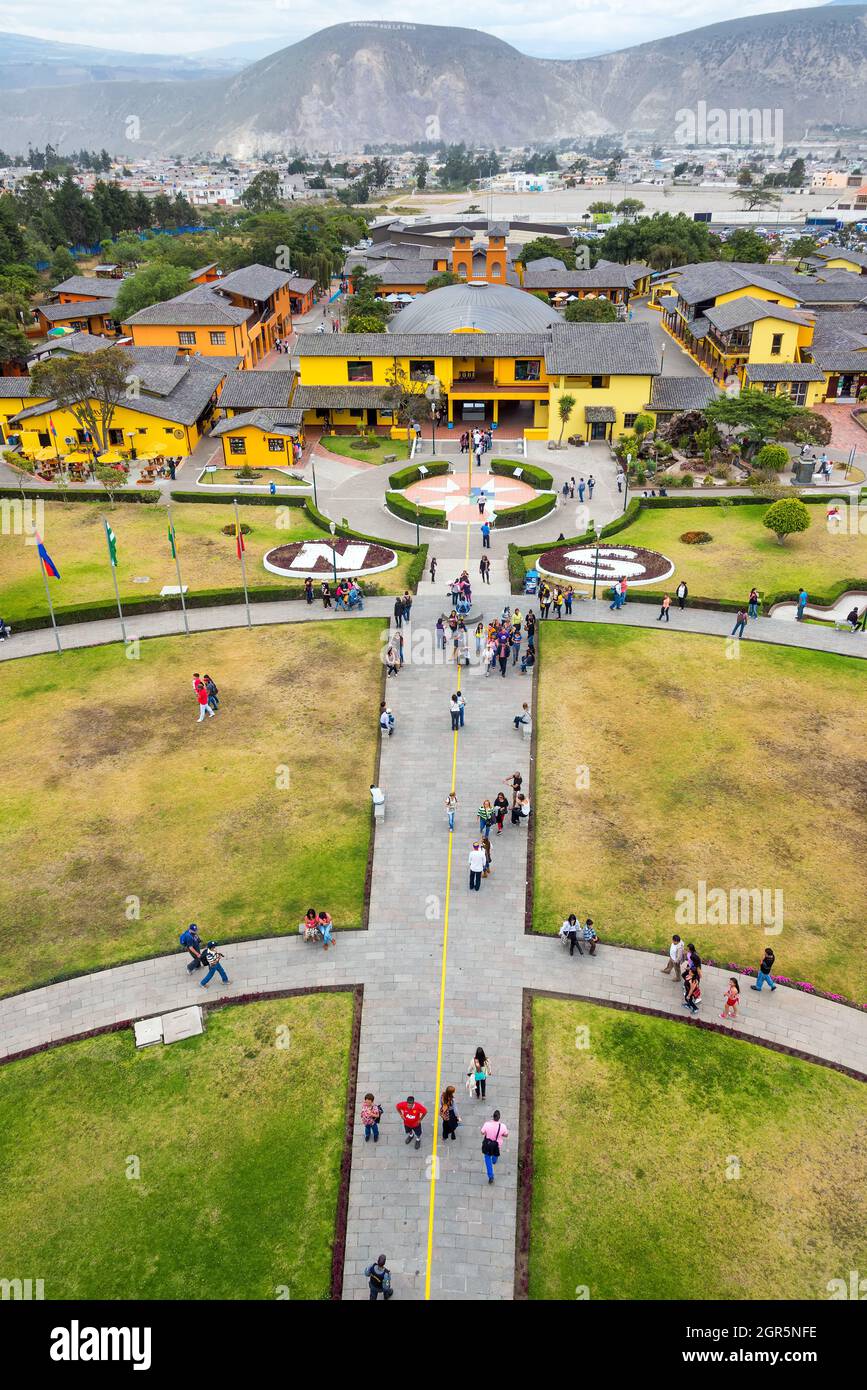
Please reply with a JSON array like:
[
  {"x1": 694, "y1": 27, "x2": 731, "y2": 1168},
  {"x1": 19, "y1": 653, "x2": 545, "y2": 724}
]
[
  {"x1": 64, "y1": 450, "x2": 91, "y2": 464},
  {"x1": 95, "y1": 449, "x2": 126, "y2": 465},
  {"x1": 35, "y1": 446, "x2": 60, "y2": 462}
]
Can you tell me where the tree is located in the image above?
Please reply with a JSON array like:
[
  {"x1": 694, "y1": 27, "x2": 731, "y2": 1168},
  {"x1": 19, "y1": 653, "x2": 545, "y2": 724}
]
[
  {"x1": 518, "y1": 235, "x2": 575, "y2": 270},
  {"x1": 735, "y1": 187, "x2": 782, "y2": 212},
  {"x1": 383, "y1": 361, "x2": 430, "y2": 427},
  {"x1": 557, "y1": 393, "x2": 576, "y2": 446},
  {"x1": 588, "y1": 201, "x2": 615, "y2": 214},
  {"x1": 633, "y1": 413, "x2": 655, "y2": 443},
  {"x1": 0, "y1": 319, "x2": 29, "y2": 365},
  {"x1": 564, "y1": 298, "x2": 617, "y2": 323},
  {"x1": 240, "y1": 169, "x2": 281, "y2": 213},
  {"x1": 705, "y1": 388, "x2": 808, "y2": 455},
  {"x1": 345, "y1": 312, "x2": 387, "y2": 334},
  {"x1": 425, "y1": 271, "x2": 460, "y2": 290},
  {"x1": 789, "y1": 235, "x2": 818, "y2": 269},
  {"x1": 94, "y1": 463, "x2": 128, "y2": 502},
  {"x1": 762, "y1": 497, "x2": 810, "y2": 545},
  {"x1": 30, "y1": 348, "x2": 133, "y2": 454},
  {"x1": 736, "y1": 168, "x2": 754, "y2": 188},
  {"x1": 114, "y1": 264, "x2": 190, "y2": 321},
  {"x1": 616, "y1": 198, "x2": 644, "y2": 220},
  {"x1": 414, "y1": 157, "x2": 429, "y2": 190},
  {"x1": 49, "y1": 245, "x2": 77, "y2": 283},
  {"x1": 787, "y1": 157, "x2": 806, "y2": 187},
  {"x1": 721, "y1": 229, "x2": 770, "y2": 263}
]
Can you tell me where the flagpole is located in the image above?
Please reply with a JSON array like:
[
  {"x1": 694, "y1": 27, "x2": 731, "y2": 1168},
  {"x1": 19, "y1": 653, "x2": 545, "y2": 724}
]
[
  {"x1": 102, "y1": 516, "x2": 127, "y2": 645},
  {"x1": 234, "y1": 497, "x2": 252, "y2": 628},
  {"x1": 167, "y1": 504, "x2": 190, "y2": 635},
  {"x1": 38, "y1": 551, "x2": 62, "y2": 653}
]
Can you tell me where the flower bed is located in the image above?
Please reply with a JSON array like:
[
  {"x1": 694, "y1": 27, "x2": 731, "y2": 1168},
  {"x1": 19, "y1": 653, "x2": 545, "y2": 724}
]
[
  {"x1": 703, "y1": 960, "x2": 865, "y2": 1013},
  {"x1": 680, "y1": 531, "x2": 713, "y2": 544},
  {"x1": 263, "y1": 537, "x2": 398, "y2": 578},
  {"x1": 538, "y1": 543, "x2": 675, "y2": 586}
]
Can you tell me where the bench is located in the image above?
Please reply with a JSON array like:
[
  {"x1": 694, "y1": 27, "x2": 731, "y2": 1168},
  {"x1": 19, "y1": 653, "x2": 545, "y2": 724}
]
[
  {"x1": 521, "y1": 720, "x2": 532, "y2": 740},
  {"x1": 382, "y1": 454, "x2": 397, "y2": 464},
  {"x1": 372, "y1": 797, "x2": 386, "y2": 821},
  {"x1": 833, "y1": 620, "x2": 860, "y2": 633}
]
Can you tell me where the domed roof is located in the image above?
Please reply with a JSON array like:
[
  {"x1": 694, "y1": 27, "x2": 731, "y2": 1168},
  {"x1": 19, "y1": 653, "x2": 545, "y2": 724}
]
[{"x1": 388, "y1": 280, "x2": 562, "y2": 335}]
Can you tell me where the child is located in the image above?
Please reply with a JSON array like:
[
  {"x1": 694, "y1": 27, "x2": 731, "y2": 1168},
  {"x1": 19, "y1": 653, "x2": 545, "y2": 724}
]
[
  {"x1": 721, "y1": 977, "x2": 740, "y2": 1020},
  {"x1": 300, "y1": 907, "x2": 320, "y2": 942},
  {"x1": 361, "y1": 1093, "x2": 383, "y2": 1143},
  {"x1": 318, "y1": 910, "x2": 334, "y2": 951}
]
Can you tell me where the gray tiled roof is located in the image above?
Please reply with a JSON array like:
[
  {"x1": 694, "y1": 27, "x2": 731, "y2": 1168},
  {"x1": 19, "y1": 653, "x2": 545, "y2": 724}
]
[
  {"x1": 216, "y1": 265, "x2": 293, "y2": 301},
  {"x1": 544, "y1": 322, "x2": 659, "y2": 376},
  {"x1": 292, "y1": 385, "x2": 398, "y2": 410},
  {"x1": 51, "y1": 275, "x2": 122, "y2": 299},
  {"x1": 296, "y1": 331, "x2": 552, "y2": 359},
  {"x1": 624, "y1": 262, "x2": 653, "y2": 282},
  {"x1": 704, "y1": 297, "x2": 813, "y2": 332},
  {"x1": 744, "y1": 363, "x2": 826, "y2": 382},
  {"x1": 188, "y1": 263, "x2": 219, "y2": 279},
  {"x1": 817, "y1": 246, "x2": 867, "y2": 270},
  {"x1": 521, "y1": 255, "x2": 571, "y2": 273},
  {"x1": 343, "y1": 258, "x2": 436, "y2": 284},
  {"x1": 10, "y1": 361, "x2": 227, "y2": 428},
  {"x1": 27, "y1": 331, "x2": 113, "y2": 359},
  {"x1": 287, "y1": 277, "x2": 316, "y2": 295},
  {"x1": 808, "y1": 309, "x2": 867, "y2": 371},
  {"x1": 672, "y1": 261, "x2": 792, "y2": 305},
  {"x1": 123, "y1": 298, "x2": 248, "y2": 327},
  {"x1": 125, "y1": 345, "x2": 183, "y2": 364},
  {"x1": 0, "y1": 378, "x2": 32, "y2": 397},
  {"x1": 36, "y1": 299, "x2": 118, "y2": 322},
  {"x1": 210, "y1": 407, "x2": 302, "y2": 436},
  {"x1": 219, "y1": 369, "x2": 295, "y2": 410},
  {"x1": 647, "y1": 376, "x2": 719, "y2": 411},
  {"x1": 584, "y1": 406, "x2": 616, "y2": 422},
  {"x1": 689, "y1": 317, "x2": 710, "y2": 339},
  {"x1": 487, "y1": 222, "x2": 509, "y2": 237},
  {"x1": 523, "y1": 265, "x2": 633, "y2": 290},
  {"x1": 451, "y1": 226, "x2": 477, "y2": 238}
]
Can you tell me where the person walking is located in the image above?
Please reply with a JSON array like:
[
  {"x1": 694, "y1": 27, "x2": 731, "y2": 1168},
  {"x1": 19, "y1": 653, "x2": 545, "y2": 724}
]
[
  {"x1": 364, "y1": 1255, "x2": 393, "y2": 1300},
  {"x1": 199, "y1": 941, "x2": 229, "y2": 989},
  {"x1": 393, "y1": 596, "x2": 403, "y2": 629},
  {"x1": 481, "y1": 521, "x2": 491, "y2": 550},
  {"x1": 564, "y1": 585, "x2": 574, "y2": 616},
  {"x1": 578, "y1": 477, "x2": 586, "y2": 503},
  {"x1": 721, "y1": 977, "x2": 740, "y2": 1020},
  {"x1": 361, "y1": 1093, "x2": 383, "y2": 1143},
  {"x1": 657, "y1": 594, "x2": 671, "y2": 622},
  {"x1": 179, "y1": 923, "x2": 204, "y2": 972},
  {"x1": 470, "y1": 1047, "x2": 490, "y2": 1099},
  {"x1": 202, "y1": 674, "x2": 220, "y2": 710},
  {"x1": 445, "y1": 790, "x2": 457, "y2": 833},
  {"x1": 441, "y1": 1085, "x2": 461, "y2": 1142},
  {"x1": 748, "y1": 587, "x2": 760, "y2": 620},
  {"x1": 506, "y1": 770, "x2": 523, "y2": 809},
  {"x1": 480, "y1": 554, "x2": 491, "y2": 584},
  {"x1": 796, "y1": 586, "x2": 808, "y2": 621},
  {"x1": 569, "y1": 476, "x2": 576, "y2": 499},
  {"x1": 682, "y1": 952, "x2": 702, "y2": 1014},
  {"x1": 587, "y1": 474, "x2": 595, "y2": 500},
  {"x1": 457, "y1": 690, "x2": 466, "y2": 727},
  {"x1": 429, "y1": 556, "x2": 437, "y2": 583},
  {"x1": 497, "y1": 631, "x2": 510, "y2": 678},
  {"x1": 481, "y1": 834, "x2": 492, "y2": 878},
  {"x1": 195, "y1": 677, "x2": 216, "y2": 722},
  {"x1": 402, "y1": 590, "x2": 412, "y2": 625},
  {"x1": 481, "y1": 1110, "x2": 508, "y2": 1185},
  {"x1": 751, "y1": 947, "x2": 777, "y2": 993},
  {"x1": 616, "y1": 468, "x2": 623, "y2": 494},
  {"x1": 396, "y1": 1095, "x2": 427, "y2": 1149},
  {"x1": 468, "y1": 842, "x2": 486, "y2": 891},
  {"x1": 321, "y1": 581, "x2": 332, "y2": 609},
  {"x1": 661, "y1": 934, "x2": 684, "y2": 980},
  {"x1": 539, "y1": 586, "x2": 552, "y2": 621},
  {"x1": 510, "y1": 626, "x2": 522, "y2": 665},
  {"x1": 478, "y1": 799, "x2": 495, "y2": 836},
  {"x1": 450, "y1": 694, "x2": 461, "y2": 731},
  {"x1": 304, "y1": 576, "x2": 314, "y2": 605},
  {"x1": 676, "y1": 580, "x2": 688, "y2": 611},
  {"x1": 732, "y1": 608, "x2": 748, "y2": 639},
  {"x1": 525, "y1": 611, "x2": 537, "y2": 643}
]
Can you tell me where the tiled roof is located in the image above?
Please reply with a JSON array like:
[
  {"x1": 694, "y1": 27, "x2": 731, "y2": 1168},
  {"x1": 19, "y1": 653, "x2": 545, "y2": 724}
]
[
  {"x1": 817, "y1": 246, "x2": 867, "y2": 270},
  {"x1": 624, "y1": 262, "x2": 653, "y2": 282},
  {"x1": 808, "y1": 310, "x2": 867, "y2": 371},
  {"x1": 36, "y1": 299, "x2": 118, "y2": 323},
  {"x1": 296, "y1": 331, "x2": 552, "y2": 358},
  {"x1": 521, "y1": 255, "x2": 570, "y2": 273},
  {"x1": 10, "y1": 361, "x2": 227, "y2": 428},
  {"x1": 647, "y1": 376, "x2": 719, "y2": 411},
  {"x1": 219, "y1": 369, "x2": 295, "y2": 410},
  {"x1": 27, "y1": 331, "x2": 113, "y2": 359},
  {"x1": 689, "y1": 317, "x2": 710, "y2": 339},
  {"x1": 672, "y1": 261, "x2": 796, "y2": 305},
  {"x1": 216, "y1": 265, "x2": 293, "y2": 301},
  {"x1": 188, "y1": 263, "x2": 219, "y2": 279},
  {"x1": 523, "y1": 265, "x2": 633, "y2": 290},
  {"x1": 287, "y1": 277, "x2": 316, "y2": 295},
  {"x1": 123, "y1": 298, "x2": 248, "y2": 327},
  {"x1": 51, "y1": 275, "x2": 122, "y2": 299},
  {"x1": 544, "y1": 322, "x2": 659, "y2": 376},
  {"x1": 210, "y1": 407, "x2": 302, "y2": 437},
  {"x1": 0, "y1": 378, "x2": 32, "y2": 397},
  {"x1": 292, "y1": 385, "x2": 398, "y2": 410},
  {"x1": 584, "y1": 405, "x2": 616, "y2": 422},
  {"x1": 704, "y1": 297, "x2": 813, "y2": 332},
  {"x1": 744, "y1": 363, "x2": 826, "y2": 382},
  {"x1": 343, "y1": 258, "x2": 436, "y2": 284}
]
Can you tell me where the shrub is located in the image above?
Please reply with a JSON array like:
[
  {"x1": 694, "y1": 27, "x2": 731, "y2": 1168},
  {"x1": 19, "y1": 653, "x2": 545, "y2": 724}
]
[
  {"x1": 680, "y1": 472, "x2": 694, "y2": 487},
  {"x1": 0, "y1": 486, "x2": 160, "y2": 504},
  {"x1": 754, "y1": 443, "x2": 790, "y2": 472},
  {"x1": 493, "y1": 494, "x2": 557, "y2": 528},
  {"x1": 236, "y1": 464, "x2": 262, "y2": 480},
  {"x1": 385, "y1": 490, "x2": 447, "y2": 528},
  {"x1": 220, "y1": 522, "x2": 252, "y2": 537},
  {"x1": 507, "y1": 543, "x2": 528, "y2": 592},
  {"x1": 680, "y1": 530, "x2": 713, "y2": 544},
  {"x1": 387, "y1": 460, "x2": 450, "y2": 489},
  {"x1": 170, "y1": 489, "x2": 306, "y2": 507},
  {"x1": 763, "y1": 497, "x2": 811, "y2": 543},
  {"x1": 489, "y1": 459, "x2": 554, "y2": 489}
]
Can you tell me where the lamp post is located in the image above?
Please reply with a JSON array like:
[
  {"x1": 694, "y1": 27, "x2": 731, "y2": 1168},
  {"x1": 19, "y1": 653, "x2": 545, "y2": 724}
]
[
  {"x1": 311, "y1": 450, "x2": 319, "y2": 509},
  {"x1": 415, "y1": 502, "x2": 420, "y2": 548},
  {"x1": 623, "y1": 453, "x2": 631, "y2": 513},
  {"x1": 425, "y1": 376, "x2": 442, "y2": 457},
  {"x1": 592, "y1": 526, "x2": 601, "y2": 600},
  {"x1": 329, "y1": 519, "x2": 338, "y2": 588}
]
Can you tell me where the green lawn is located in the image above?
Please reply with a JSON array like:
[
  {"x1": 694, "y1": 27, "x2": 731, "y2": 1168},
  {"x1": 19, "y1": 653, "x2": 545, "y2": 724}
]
[
  {"x1": 531, "y1": 501, "x2": 867, "y2": 604},
  {"x1": 198, "y1": 467, "x2": 308, "y2": 487},
  {"x1": 529, "y1": 998, "x2": 867, "y2": 1300},
  {"x1": 319, "y1": 434, "x2": 410, "y2": 465},
  {"x1": 0, "y1": 498, "x2": 414, "y2": 622},
  {"x1": 0, "y1": 995, "x2": 353, "y2": 1299},
  {"x1": 535, "y1": 624, "x2": 866, "y2": 999},
  {"x1": 0, "y1": 624, "x2": 381, "y2": 993}
]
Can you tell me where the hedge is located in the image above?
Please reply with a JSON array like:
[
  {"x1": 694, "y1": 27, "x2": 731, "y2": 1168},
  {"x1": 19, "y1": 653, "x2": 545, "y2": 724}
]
[
  {"x1": 405, "y1": 543, "x2": 430, "y2": 591},
  {"x1": 493, "y1": 493, "x2": 556, "y2": 529},
  {"x1": 489, "y1": 459, "x2": 554, "y2": 490},
  {"x1": 303, "y1": 498, "x2": 425, "y2": 553},
  {"x1": 515, "y1": 525, "x2": 595, "y2": 556},
  {"x1": 385, "y1": 490, "x2": 448, "y2": 529},
  {"x1": 507, "y1": 543, "x2": 528, "y2": 593},
  {"x1": 170, "y1": 489, "x2": 307, "y2": 508},
  {"x1": 0, "y1": 486, "x2": 161, "y2": 504},
  {"x1": 387, "y1": 460, "x2": 450, "y2": 489}
]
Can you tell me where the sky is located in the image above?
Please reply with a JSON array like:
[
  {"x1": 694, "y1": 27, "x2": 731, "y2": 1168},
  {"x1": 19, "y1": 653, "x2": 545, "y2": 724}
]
[{"x1": 0, "y1": 0, "x2": 840, "y2": 60}]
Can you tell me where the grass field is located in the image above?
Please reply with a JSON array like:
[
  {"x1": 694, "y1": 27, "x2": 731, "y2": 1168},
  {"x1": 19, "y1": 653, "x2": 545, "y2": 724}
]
[
  {"x1": 0, "y1": 994, "x2": 353, "y2": 1299},
  {"x1": 535, "y1": 624, "x2": 867, "y2": 998},
  {"x1": 529, "y1": 998, "x2": 867, "y2": 1300},
  {"x1": 0, "y1": 623, "x2": 381, "y2": 993},
  {"x1": 0, "y1": 499, "x2": 414, "y2": 622},
  {"x1": 319, "y1": 434, "x2": 410, "y2": 465},
  {"x1": 531, "y1": 501, "x2": 867, "y2": 603},
  {"x1": 197, "y1": 467, "x2": 308, "y2": 487}
]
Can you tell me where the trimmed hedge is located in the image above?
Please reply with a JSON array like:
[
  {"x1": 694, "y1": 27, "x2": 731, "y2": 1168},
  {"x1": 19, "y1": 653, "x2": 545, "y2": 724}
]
[
  {"x1": 489, "y1": 459, "x2": 554, "y2": 490},
  {"x1": 493, "y1": 493, "x2": 556, "y2": 529},
  {"x1": 170, "y1": 489, "x2": 307, "y2": 508},
  {"x1": 387, "y1": 460, "x2": 450, "y2": 489},
  {"x1": 385, "y1": 490, "x2": 448, "y2": 529},
  {"x1": 0, "y1": 486, "x2": 161, "y2": 504},
  {"x1": 303, "y1": 498, "x2": 424, "y2": 552},
  {"x1": 405, "y1": 543, "x2": 430, "y2": 591},
  {"x1": 507, "y1": 543, "x2": 528, "y2": 594}
]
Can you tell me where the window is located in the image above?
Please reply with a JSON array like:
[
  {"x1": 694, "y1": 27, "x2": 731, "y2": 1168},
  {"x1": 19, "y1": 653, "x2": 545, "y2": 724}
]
[
  {"x1": 38, "y1": 431, "x2": 50, "y2": 448},
  {"x1": 490, "y1": 261, "x2": 502, "y2": 278},
  {"x1": 347, "y1": 361, "x2": 373, "y2": 382},
  {"x1": 348, "y1": 407, "x2": 365, "y2": 418},
  {"x1": 229, "y1": 437, "x2": 246, "y2": 455},
  {"x1": 623, "y1": 413, "x2": 638, "y2": 429},
  {"x1": 762, "y1": 381, "x2": 777, "y2": 395},
  {"x1": 267, "y1": 437, "x2": 285, "y2": 452},
  {"x1": 409, "y1": 359, "x2": 435, "y2": 381},
  {"x1": 515, "y1": 360, "x2": 541, "y2": 382},
  {"x1": 789, "y1": 382, "x2": 808, "y2": 406},
  {"x1": 210, "y1": 331, "x2": 227, "y2": 346},
  {"x1": 178, "y1": 331, "x2": 196, "y2": 346},
  {"x1": 770, "y1": 333, "x2": 783, "y2": 356},
  {"x1": 108, "y1": 429, "x2": 124, "y2": 446},
  {"x1": 590, "y1": 375, "x2": 604, "y2": 389}
]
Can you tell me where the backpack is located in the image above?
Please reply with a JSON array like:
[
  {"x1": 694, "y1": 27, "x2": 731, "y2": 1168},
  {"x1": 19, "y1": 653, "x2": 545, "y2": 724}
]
[{"x1": 179, "y1": 929, "x2": 196, "y2": 948}]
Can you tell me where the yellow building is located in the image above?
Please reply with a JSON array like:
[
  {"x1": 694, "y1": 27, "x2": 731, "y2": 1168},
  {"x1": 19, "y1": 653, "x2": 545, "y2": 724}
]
[
  {"x1": 807, "y1": 247, "x2": 867, "y2": 277},
  {"x1": 122, "y1": 265, "x2": 293, "y2": 368},
  {"x1": 210, "y1": 409, "x2": 304, "y2": 467}
]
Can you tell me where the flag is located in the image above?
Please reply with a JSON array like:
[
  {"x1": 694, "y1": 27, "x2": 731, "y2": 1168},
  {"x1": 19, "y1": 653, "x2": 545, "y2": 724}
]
[
  {"x1": 35, "y1": 532, "x2": 60, "y2": 579},
  {"x1": 235, "y1": 517, "x2": 246, "y2": 560},
  {"x1": 103, "y1": 519, "x2": 118, "y2": 567},
  {"x1": 48, "y1": 415, "x2": 57, "y2": 438},
  {"x1": 167, "y1": 517, "x2": 177, "y2": 559}
]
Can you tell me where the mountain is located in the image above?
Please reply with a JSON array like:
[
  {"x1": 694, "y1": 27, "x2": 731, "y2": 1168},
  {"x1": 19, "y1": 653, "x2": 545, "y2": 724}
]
[
  {"x1": 0, "y1": 30, "x2": 239, "y2": 91},
  {"x1": 0, "y1": 8, "x2": 864, "y2": 155}
]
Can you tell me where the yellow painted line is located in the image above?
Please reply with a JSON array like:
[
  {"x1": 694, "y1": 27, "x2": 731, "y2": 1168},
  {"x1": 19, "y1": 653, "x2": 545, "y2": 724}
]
[{"x1": 424, "y1": 449, "x2": 474, "y2": 1300}]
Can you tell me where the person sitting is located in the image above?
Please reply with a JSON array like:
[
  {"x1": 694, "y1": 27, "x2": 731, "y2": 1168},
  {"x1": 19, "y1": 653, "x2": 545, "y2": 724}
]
[
  {"x1": 559, "y1": 913, "x2": 583, "y2": 957},
  {"x1": 846, "y1": 606, "x2": 862, "y2": 632},
  {"x1": 513, "y1": 702, "x2": 531, "y2": 730},
  {"x1": 582, "y1": 918, "x2": 599, "y2": 955},
  {"x1": 0, "y1": 617, "x2": 10, "y2": 641},
  {"x1": 379, "y1": 702, "x2": 395, "y2": 736},
  {"x1": 520, "y1": 647, "x2": 535, "y2": 674},
  {"x1": 300, "y1": 907, "x2": 320, "y2": 942},
  {"x1": 318, "y1": 910, "x2": 334, "y2": 951},
  {"x1": 511, "y1": 793, "x2": 530, "y2": 825}
]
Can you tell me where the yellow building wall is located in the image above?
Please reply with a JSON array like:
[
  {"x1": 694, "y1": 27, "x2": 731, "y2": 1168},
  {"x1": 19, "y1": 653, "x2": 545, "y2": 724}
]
[
  {"x1": 746, "y1": 317, "x2": 803, "y2": 364},
  {"x1": 548, "y1": 375, "x2": 653, "y2": 440},
  {"x1": 821, "y1": 257, "x2": 864, "y2": 275},
  {"x1": 125, "y1": 320, "x2": 251, "y2": 365},
  {"x1": 300, "y1": 352, "x2": 456, "y2": 390},
  {"x1": 12, "y1": 401, "x2": 201, "y2": 456},
  {"x1": 716, "y1": 284, "x2": 800, "y2": 309},
  {"x1": 219, "y1": 429, "x2": 298, "y2": 467}
]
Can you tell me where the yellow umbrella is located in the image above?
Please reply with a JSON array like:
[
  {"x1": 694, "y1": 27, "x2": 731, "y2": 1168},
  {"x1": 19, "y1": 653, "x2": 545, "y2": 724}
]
[
  {"x1": 35, "y1": 446, "x2": 60, "y2": 462},
  {"x1": 64, "y1": 451, "x2": 91, "y2": 464},
  {"x1": 96, "y1": 450, "x2": 126, "y2": 465},
  {"x1": 134, "y1": 450, "x2": 160, "y2": 461}
]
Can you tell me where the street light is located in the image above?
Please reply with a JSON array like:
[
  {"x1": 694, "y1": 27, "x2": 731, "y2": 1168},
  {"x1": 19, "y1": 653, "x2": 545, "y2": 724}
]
[
  {"x1": 623, "y1": 453, "x2": 631, "y2": 513},
  {"x1": 311, "y1": 450, "x2": 318, "y2": 509},
  {"x1": 415, "y1": 501, "x2": 420, "y2": 548},
  {"x1": 329, "y1": 519, "x2": 338, "y2": 588},
  {"x1": 592, "y1": 526, "x2": 601, "y2": 600}
]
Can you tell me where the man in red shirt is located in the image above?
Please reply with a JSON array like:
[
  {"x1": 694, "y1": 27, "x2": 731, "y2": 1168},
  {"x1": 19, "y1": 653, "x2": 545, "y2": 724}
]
[{"x1": 396, "y1": 1095, "x2": 427, "y2": 1150}]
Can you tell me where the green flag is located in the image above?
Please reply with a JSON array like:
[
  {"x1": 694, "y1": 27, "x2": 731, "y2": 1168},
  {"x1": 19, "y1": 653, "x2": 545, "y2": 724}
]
[
  {"x1": 168, "y1": 518, "x2": 177, "y2": 559},
  {"x1": 103, "y1": 519, "x2": 118, "y2": 568}
]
